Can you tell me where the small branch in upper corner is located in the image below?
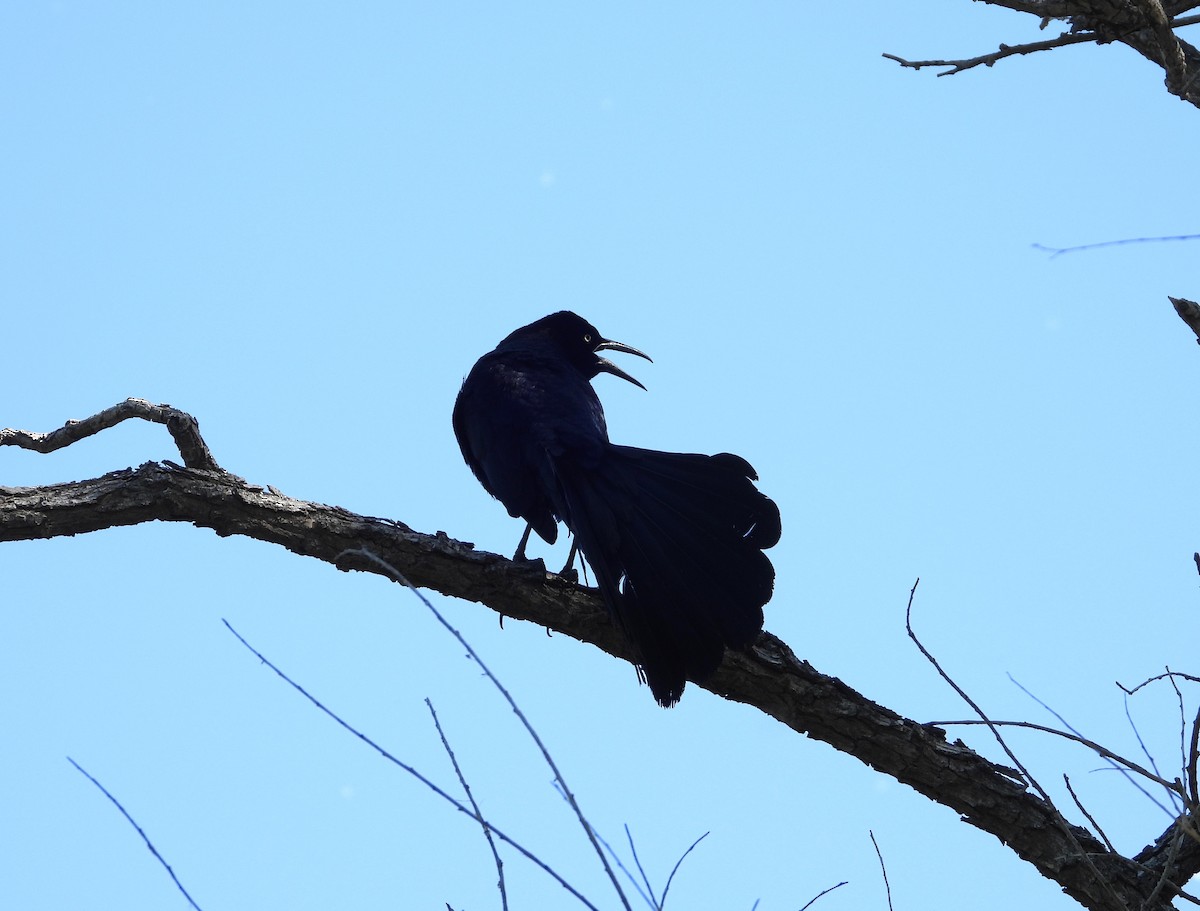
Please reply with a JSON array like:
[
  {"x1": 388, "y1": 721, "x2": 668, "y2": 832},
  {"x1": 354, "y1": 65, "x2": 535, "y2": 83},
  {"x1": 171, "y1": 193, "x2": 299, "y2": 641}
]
[
  {"x1": 1033, "y1": 233, "x2": 1200, "y2": 258},
  {"x1": 882, "y1": 30, "x2": 1097, "y2": 76}
]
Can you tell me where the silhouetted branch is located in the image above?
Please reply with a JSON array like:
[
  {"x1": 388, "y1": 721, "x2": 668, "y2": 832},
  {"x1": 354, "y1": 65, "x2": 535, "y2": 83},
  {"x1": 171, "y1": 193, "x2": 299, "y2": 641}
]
[
  {"x1": 346, "y1": 548, "x2": 633, "y2": 911},
  {"x1": 426, "y1": 699, "x2": 508, "y2": 911},
  {"x1": 0, "y1": 398, "x2": 219, "y2": 470},
  {"x1": 67, "y1": 758, "x2": 205, "y2": 911},
  {"x1": 885, "y1": 3, "x2": 1200, "y2": 107},
  {"x1": 3, "y1": 402, "x2": 1197, "y2": 910},
  {"x1": 883, "y1": 30, "x2": 1096, "y2": 76},
  {"x1": 905, "y1": 581, "x2": 1128, "y2": 910},
  {"x1": 869, "y1": 830, "x2": 893, "y2": 911},
  {"x1": 223, "y1": 620, "x2": 604, "y2": 911},
  {"x1": 796, "y1": 880, "x2": 848, "y2": 911},
  {"x1": 1064, "y1": 775, "x2": 1117, "y2": 853},
  {"x1": 1032, "y1": 233, "x2": 1200, "y2": 257}
]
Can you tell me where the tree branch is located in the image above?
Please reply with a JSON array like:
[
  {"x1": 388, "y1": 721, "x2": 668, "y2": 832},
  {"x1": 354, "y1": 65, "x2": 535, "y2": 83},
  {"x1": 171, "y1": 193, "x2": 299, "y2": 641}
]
[
  {"x1": 1172, "y1": 296, "x2": 1200, "y2": 343},
  {"x1": 885, "y1": 1, "x2": 1200, "y2": 108},
  {"x1": 2, "y1": 403, "x2": 1196, "y2": 910}
]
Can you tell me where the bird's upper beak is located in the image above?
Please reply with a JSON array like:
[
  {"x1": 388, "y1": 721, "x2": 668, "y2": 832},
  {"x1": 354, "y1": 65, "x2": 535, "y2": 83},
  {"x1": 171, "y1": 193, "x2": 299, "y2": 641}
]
[{"x1": 595, "y1": 338, "x2": 653, "y2": 390}]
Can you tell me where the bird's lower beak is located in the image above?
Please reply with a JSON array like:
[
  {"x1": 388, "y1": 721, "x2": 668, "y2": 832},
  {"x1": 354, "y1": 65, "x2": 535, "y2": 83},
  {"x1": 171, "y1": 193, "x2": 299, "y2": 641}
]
[{"x1": 596, "y1": 338, "x2": 653, "y2": 390}]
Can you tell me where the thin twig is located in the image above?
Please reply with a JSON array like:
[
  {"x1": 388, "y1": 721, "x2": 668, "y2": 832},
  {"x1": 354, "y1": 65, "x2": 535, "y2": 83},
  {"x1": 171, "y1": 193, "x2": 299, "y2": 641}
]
[
  {"x1": 883, "y1": 30, "x2": 1099, "y2": 76},
  {"x1": 223, "y1": 620, "x2": 603, "y2": 911},
  {"x1": 924, "y1": 718, "x2": 1181, "y2": 792},
  {"x1": 623, "y1": 826, "x2": 657, "y2": 909},
  {"x1": 1167, "y1": 668, "x2": 1190, "y2": 795},
  {"x1": 1124, "y1": 693, "x2": 1168, "y2": 786},
  {"x1": 1188, "y1": 705, "x2": 1200, "y2": 810},
  {"x1": 1033, "y1": 233, "x2": 1200, "y2": 258},
  {"x1": 1009, "y1": 675, "x2": 1181, "y2": 818},
  {"x1": 1119, "y1": 669, "x2": 1200, "y2": 696},
  {"x1": 658, "y1": 832, "x2": 709, "y2": 910},
  {"x1": 550, "y1": 799, "x2": 653, "y2": 909},
  {"x1": 1145, "y1": 822, "x2": 1189, "y2": 908},
  {"x1": 1063, "y1": 775, "x2": 1117, "y2": 854},
  {"x1": 341, "y1": 547, "x2": 633, "y2": 911},
  {"x1": 426, "y1": 699, "x2": 508, "y2": 911},
  {"x1": 67, "y1": 758, "x2": 204, "y2": 911},
  {"x1": 796, "y1": 880, "x2": 848, "y2": 911},
  {"x1": 904, "y1": 580, "x2": 1127, "y2": 910},
  {"x1": 869, "y1": 830, "x2": 893, "y2": 911}
]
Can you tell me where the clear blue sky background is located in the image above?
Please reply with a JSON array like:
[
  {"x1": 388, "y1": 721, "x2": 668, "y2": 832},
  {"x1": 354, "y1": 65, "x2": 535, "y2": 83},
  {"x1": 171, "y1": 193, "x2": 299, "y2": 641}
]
[{"x1": 3, "y1": 4, "x2": 1199, "y2": 910}]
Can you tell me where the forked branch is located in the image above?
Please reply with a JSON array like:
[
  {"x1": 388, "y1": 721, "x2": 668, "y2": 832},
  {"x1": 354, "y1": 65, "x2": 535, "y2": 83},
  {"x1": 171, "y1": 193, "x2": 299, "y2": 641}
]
[{"x1": 1, "y1": 401, "x2": 1196, "y2": 910}]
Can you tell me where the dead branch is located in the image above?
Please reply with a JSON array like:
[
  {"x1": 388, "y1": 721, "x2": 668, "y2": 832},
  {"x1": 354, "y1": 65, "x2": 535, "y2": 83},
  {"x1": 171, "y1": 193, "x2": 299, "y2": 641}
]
[
  {"x1": 883, "y1": 30, "x2": 1097, "y2": 76},
  {"x1": 884, "y1": 3, "x2": 1200, "y2": 108},
  {"x1": 0, "y1": 398, "x2": 219, "y2": 471},
  {"x1": 2, "y1": 401, "x2": 1197, "y2": 910}
]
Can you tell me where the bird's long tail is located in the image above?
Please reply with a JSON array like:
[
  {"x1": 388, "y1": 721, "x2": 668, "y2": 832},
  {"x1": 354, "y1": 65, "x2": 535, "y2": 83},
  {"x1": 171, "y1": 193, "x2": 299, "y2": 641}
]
[{"x1": 554, "y1": 444, "x2": 780, "y2": 706}]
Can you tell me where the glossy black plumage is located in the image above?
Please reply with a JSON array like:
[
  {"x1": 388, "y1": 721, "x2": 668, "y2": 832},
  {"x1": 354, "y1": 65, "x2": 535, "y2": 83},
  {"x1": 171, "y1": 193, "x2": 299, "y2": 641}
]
[{"x1": 452, "y1": 311, "x2": 780, "y2": 705}]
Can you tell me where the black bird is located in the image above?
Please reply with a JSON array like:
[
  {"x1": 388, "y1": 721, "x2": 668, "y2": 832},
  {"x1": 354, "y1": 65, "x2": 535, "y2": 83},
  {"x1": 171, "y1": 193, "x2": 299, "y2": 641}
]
[{"x1": 452, "y1": 312, "x2": 780, "y2": 706}]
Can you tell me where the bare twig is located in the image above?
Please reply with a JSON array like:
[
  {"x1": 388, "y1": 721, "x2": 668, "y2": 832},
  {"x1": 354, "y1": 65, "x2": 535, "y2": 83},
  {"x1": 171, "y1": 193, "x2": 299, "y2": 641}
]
[
  {"x1": 924, "y1": 718, "x2": 1182, "y2": 792},
  {"x1": 1009, "y1": 674, "x2": 1181, "y2": 818},
  {"x1": 426, "y1": 699, "x2": 508, "y2": 911},
  {"x1": 1064, "y1": 775, "x2": 1117, "y2": 853},
  {"x1": 658, "y1": 832, "x2": 709, "y2": 910},
  {"x1": 1, "y1": 398, "x2": 220, "y2": 471},
  {"x1": 341, "y1": 547, "x2": 632, "y2": 911},
  {"x1": 796, "y1": 880, "x2": 848, "y2": 911},
  {"x1": 1189, "y1": 706, "x2": 1200, "y2": 810},
  {"x1": 1145, "y1": 823, "x2": 1189, "y2": 908},
  {"x1": 622, "y1": 826, "x2": 656, "y2": 909},
  {"x1": 1119, "y1": 669, "x2": 1200, "y2": 695},
  {"x1": 883, "y1": 30, "x2": 1098, "y2": 76},
  {"x1": 553, "y1": 806, "x2": 653, "y2": 909},
  {"x1": 67, "y1": 758, "x2": 204, "y2": 911},
  {"x1": 223, "y1": 621, "x2": 603, "y2": 911},
  {"x1": 905, "y1": 580, "x2": 1126, "y2": 910},
  {"x1": 1167, "y1": 670, "x2": 1190, "y2": 796},
  {"x1": 1032, "y1": 234, "x2": 1200, "y2": 258},
  {"x1": 1124, "y1": 693, "x2": 1169, "y2": 790},
  {"x1": 869, "y1": 830, "x2": 893, "y2": 911}
]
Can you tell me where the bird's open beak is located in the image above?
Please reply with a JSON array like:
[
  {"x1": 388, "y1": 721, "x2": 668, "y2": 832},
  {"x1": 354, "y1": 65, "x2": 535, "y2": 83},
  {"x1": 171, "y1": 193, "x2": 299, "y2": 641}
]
[{"x1": 595, "y1": 338, "x2": 652, "y2": 390}]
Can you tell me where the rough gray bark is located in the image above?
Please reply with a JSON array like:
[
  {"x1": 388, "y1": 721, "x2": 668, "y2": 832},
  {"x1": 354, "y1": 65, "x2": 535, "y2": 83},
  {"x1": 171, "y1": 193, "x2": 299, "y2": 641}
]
[{"x1": 2, "y1": 405, "x2": 1197, "y2": 910}]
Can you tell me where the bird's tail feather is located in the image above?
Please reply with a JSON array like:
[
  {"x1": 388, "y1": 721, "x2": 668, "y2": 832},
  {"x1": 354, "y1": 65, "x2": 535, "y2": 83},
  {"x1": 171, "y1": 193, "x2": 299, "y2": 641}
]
[{"x1": 555, "y1": 445, "x2": 780, "y2": 706}]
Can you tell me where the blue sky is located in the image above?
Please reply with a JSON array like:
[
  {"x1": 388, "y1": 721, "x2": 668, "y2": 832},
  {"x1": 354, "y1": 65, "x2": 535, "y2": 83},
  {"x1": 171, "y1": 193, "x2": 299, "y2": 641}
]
[{"x1": 3, "y1": 4, "x2": 1199, "y2": 910}]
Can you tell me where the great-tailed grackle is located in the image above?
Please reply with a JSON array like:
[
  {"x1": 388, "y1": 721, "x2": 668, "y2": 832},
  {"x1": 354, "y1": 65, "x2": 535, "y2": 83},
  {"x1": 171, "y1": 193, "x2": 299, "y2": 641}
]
[{"x1": 452, "y1": 311, "x2": 780, "y2": 706}]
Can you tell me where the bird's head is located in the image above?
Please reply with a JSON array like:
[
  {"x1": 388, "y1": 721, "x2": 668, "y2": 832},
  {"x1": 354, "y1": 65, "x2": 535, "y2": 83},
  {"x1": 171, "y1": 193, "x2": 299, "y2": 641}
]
[{"x1": 519, "y1": 311, "x2": 652, "y2": 389}]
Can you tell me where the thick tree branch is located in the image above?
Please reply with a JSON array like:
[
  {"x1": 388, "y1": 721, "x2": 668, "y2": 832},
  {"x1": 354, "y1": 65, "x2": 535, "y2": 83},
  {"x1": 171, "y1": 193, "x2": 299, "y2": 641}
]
[{"x1": 2, "y1": 404, "x2": 1197, "y2": 910}]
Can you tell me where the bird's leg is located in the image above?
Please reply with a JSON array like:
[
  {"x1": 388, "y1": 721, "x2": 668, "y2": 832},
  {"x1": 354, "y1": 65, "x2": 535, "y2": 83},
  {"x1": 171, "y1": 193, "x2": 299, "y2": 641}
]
[
  {"x1": 512, "y1": 523, "x2": 534, "y2": 562},
  {"x1": 558, "y1": 540, "x2": 579, "y2": 581},
  {"x1": 559, "y1": 542, "x2": 578, "y2": 576}
]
